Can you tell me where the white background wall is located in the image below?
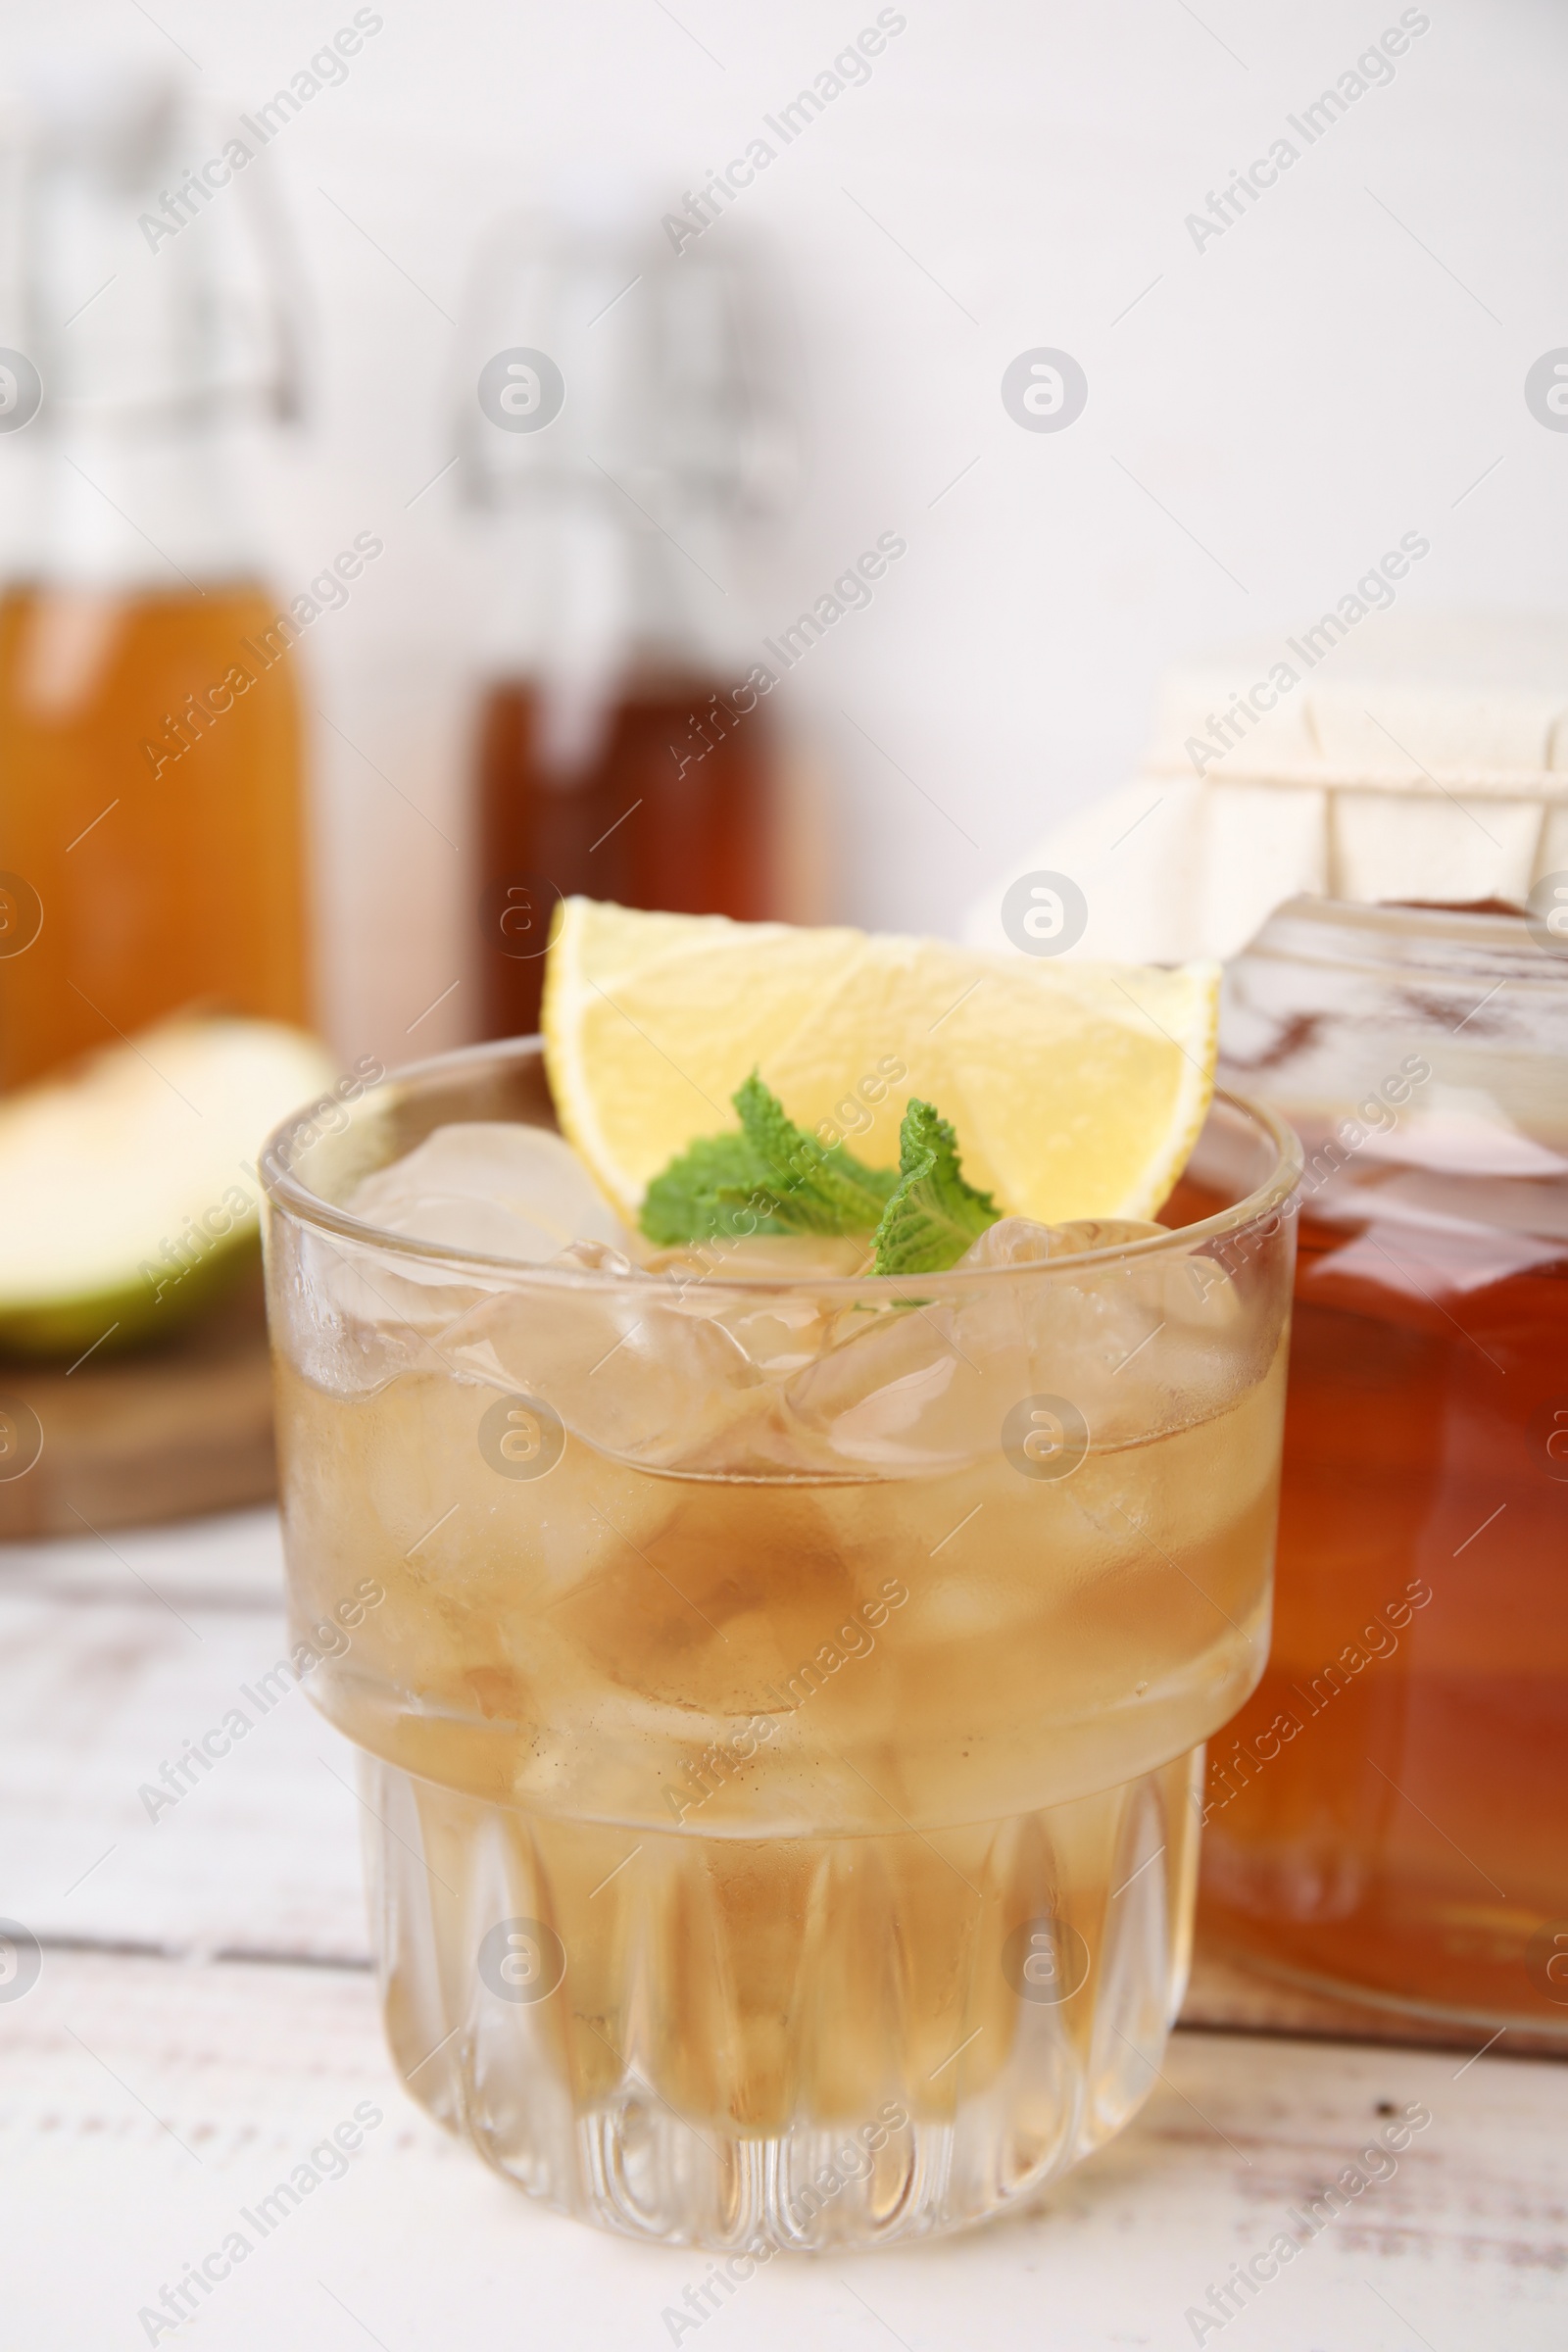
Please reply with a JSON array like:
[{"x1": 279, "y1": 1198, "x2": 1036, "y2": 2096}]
[{"x1": 8, "y1": 0, "x2": 1568, "y2": 1068}]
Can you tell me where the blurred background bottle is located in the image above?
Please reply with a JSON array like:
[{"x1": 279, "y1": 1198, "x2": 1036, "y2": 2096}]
[
  {"x1": 0, "y1": 68, "x2": 311, "y2": 1090},
  {"x1": 461, "y1": 205, "x2": 813, "y2": 1039}
]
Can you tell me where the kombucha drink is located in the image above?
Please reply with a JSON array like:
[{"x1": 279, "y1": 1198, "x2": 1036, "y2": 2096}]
[
  {"x1": 477, "y1": 678, "x2": 772, "y2": 1040},
  {"x1": 265, "y1": 1050, "x2": 1298, "y2": 2245},
  {"x1": 276, "y1": 1345, "x2": 1280, "y2": 2166},
  {"x1": 1202, "y1": 894, "x2": 1568, "y2": 2034},
  {"x1": 463, "y1": 212, "x2": 796, "y2": 1042},
  {"x1": 0, "y1": 586, "x2": 309, "y2": 1089},
  {"x1": 0, "y1": 70, "x2": 316, "y2": 1092},
  {"x1": 1199, "y1": 1195, "x2": 1568, "y2": 2030}
]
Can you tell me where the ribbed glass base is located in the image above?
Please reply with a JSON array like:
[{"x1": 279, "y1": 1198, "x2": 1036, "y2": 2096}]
[{"x1": 362, "y1": 1746, "x2": 1203, "y2": 2249}]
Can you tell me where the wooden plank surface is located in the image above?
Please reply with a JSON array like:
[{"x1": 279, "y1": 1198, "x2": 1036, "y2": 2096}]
[
  {"x1": 3, "y1": 1950, "x2": 1564, "y2": 2349},
  {"x1": 0, "y1": 1511, "x2": 366, "y2": 1965}
]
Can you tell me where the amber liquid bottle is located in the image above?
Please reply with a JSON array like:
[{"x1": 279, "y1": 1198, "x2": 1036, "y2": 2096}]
[
  {"x1": 0, "y1": 75, "x2": 311, "y2": 1089},
  {"x1": 0, "y1": 581, "x2": 309, "y2": 1087}
]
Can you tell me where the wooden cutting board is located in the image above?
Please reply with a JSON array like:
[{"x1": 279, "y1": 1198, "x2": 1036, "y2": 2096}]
[{"x1": 0, "y1": 1267, "x2": 275, "y2": 1540}]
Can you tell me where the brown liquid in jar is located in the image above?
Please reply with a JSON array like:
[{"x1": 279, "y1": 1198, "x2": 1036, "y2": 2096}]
[{"x1": 1166, "y1": 1163, "x2": 1568, "y2": 2032}]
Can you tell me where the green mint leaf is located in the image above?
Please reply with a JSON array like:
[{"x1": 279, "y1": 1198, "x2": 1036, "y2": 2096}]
[
  {"x1": 730, "y1": 1072, "x2": 897, "y2": 1233},
  {"x1": 872, "y1": 1099, "x2": 1001, "y2": 1275},
  {"x1": 640, "y1": 1133, "x2": 775, "y2": 1245},
  {"x1": 638, "y1": 1071, "x2": 897, "y2": 1244}
]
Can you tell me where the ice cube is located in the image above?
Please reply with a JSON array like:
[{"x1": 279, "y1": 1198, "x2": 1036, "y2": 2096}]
[
  {"x1": 450, "y1": 1264, "x2": 819, "y2": 1474},
  {"x1": 449, "y1": 1222, "x2": 925, "y2": 1477},
  {"x1": 960, "y1": 1215, "x2": 1059, "y2": 1265},
  {"x1": 645, "y1": 1236, "x2": 873, "y2": 1381},
  {"x1": 982, "y1": 1216, "x2": 1259, "y2": 1449},
  {"x1": 640, "y1": 1234, "x2": 873, "y2": 1282},
  {"x1": 274, "y1": 1125, "x2": 627, "y2": 1398},
  {"x1": 774, "y1": 1223, "x2": 1176, "y2": 1478},
  {"x1": 786, "y1": 1297, "x2": 994, "y2": 1471},
  {"x1": 779, "y1": 1213, "x2": 1255, "y2": 1472},
  {"x1": 1046, "y1": 1217, "x2": 1168, "y2": 1256},
  {"x1": 554, "y1": 1238, "x2": 639, "y2": 1276},
  {"x1": 348, "y1": 1122, "x2": 624, "y2": 1261},
  {"x1": 959, "y1": 1216, "x2": 1166, "y2": 1266}
]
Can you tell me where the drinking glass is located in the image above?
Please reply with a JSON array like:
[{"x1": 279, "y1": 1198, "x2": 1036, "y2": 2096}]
[{"x1": 263, "y1": 1040, "x2": 1299, "y2": 2248}]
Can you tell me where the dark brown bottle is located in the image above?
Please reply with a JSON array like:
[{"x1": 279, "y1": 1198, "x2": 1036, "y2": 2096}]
[
  {"x1": 478, "y1": 675, "x2": 774, "y2": 1038},
  {"x1": 463, "y1": 211, "x2": 800, "y2": 1039}
]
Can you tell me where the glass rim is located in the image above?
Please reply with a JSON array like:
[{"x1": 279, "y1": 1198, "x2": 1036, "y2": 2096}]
[
  {"x1": 1249, "y1": 891, "x2": 1565, "y2": 983},
  {"x1": 261, "y1": 1034, "x2": 1304, "y2": 1297}
]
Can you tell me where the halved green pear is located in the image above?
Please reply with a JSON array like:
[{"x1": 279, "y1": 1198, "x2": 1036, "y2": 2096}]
[{"x1": 0, "y1": 1016, "x2": 340, "y2": 1358}]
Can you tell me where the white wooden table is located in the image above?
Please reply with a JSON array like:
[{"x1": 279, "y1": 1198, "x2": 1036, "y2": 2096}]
[{"x1": 3, "y1": 1509, "x2": 1564, "y2": 2350}]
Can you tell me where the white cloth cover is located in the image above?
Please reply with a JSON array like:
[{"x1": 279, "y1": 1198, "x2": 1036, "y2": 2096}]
[{"x1": 968, "y1": 613, "x2": 1568, "y2": 963}]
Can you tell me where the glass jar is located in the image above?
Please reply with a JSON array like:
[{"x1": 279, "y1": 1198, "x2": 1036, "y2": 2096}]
[
  {"x1": 1201, "y1": 895, "x2": 1568, "y2": 2036},
  {"x1": 263, "y1": 1040, "x2": 1298, "y2": 2247}
]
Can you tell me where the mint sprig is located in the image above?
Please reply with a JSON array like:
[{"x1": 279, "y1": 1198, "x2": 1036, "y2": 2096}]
[
  {"x1": 871, "y1": 1100, "x2": 1000, "y2": 1275},
  {"x1": 640, "y1": 1071, "x2": 897, "y2": 1245},
  {"x1": 639, "y1": 1076, "x2": 1001, "y2": 1274},
  {"x1": 731, "y1": 1071, "x2": 900, "y2": 1233},
  {"x1": 639, "y1": 1131, "x2": 764, "y2": 1244}
]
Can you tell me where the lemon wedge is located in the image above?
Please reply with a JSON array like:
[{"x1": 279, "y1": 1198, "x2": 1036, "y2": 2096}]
[{"x1": 542, "y1": 897, "x2": 1218, "y2": 1230}]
